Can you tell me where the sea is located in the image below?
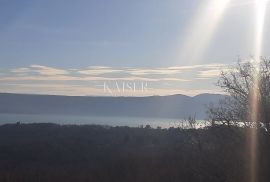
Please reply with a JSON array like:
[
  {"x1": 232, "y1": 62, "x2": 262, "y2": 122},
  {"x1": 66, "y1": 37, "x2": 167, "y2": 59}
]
[{"x1": 0, "y1": 113, "x2": 208, "y2": 128}]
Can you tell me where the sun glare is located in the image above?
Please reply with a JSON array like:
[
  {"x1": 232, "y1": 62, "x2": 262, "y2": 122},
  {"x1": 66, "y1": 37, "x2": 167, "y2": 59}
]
[
  {"x1": 179, "y1": 0, "x2": 269, "y2": 179},
  {"x1": 179, "y1": 0, "x2": 231, "y2": 65},
  {"x1": 250, "y1": 1, "x2": 268, "y2": 182},
  {"x1": 255, "y1": 0, "x2": 268, "y2": 60}
]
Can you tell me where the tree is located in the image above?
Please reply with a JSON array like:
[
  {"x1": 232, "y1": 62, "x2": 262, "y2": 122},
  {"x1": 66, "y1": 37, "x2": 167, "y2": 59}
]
[{"x1": 207, "y1": 57, "x2": 270, "y2": 130}]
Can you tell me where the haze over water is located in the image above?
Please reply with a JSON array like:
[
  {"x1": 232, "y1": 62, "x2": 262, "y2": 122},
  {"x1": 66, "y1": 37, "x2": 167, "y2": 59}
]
[{"x1": 0, "y1": 113, "x2": 207, "y2": 129}]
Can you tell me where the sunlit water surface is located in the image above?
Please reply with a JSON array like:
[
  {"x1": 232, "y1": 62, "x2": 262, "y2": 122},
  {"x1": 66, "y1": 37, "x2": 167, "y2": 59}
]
[{"x1": 0, "y1": 113, "x2": 208, "y2": 129}]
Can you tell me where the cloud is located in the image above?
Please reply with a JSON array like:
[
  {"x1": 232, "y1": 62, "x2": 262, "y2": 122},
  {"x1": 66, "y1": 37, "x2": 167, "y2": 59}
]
[
  {"x1": 11, "y1": 65, "x2": 69, "y2": 76},
  {"x1": 76, "y1": 63, "x2": 225, "y2": 78},
  {"x1": 197, "y1": 69, "x2": 221, "y2": 78},
  {"x1": 78, "y1": 67, "x2": 122, "y2": 75},
  {"x1": 126, "y1": 63, "x2": 224, "y2": 76},
  {"x1": 0, "y1": 63, "x2": 227, "y2": 96},
  {"x1": 30, "y1": 65, "x2": 69, "y2": 75},
  {"x1": 1, "y1": 83, "x2": 223, "y2": 97},
  {"x1": 11, "y1": 67, "x2": 31, "y2": 73},
  {"x1": 167, "y1": 63, "x2": 224, "y2": 70},
  {"x1": 78, "y1": 67, "x2": 182, "y2": 76},
  {"x1": 0, "y1": 75, "x2": 190, "y2": 82},
  {"x1": 126, "y1": 68, "x2": 181, "y2": 75},
  {"x1": 1, "y1": 83, "x2": 104, "y2": 96}
]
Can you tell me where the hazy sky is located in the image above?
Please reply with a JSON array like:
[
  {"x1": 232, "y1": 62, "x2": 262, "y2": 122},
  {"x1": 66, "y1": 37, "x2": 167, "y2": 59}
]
[{"x1": 0, "y1": 0, "x2": 269, "y2": 96}]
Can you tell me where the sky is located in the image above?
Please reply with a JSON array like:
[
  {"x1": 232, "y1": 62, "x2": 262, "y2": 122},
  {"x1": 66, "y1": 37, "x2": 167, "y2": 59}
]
[{"x1": 0, "y1": 0, "x2": 269, "y2": 96}]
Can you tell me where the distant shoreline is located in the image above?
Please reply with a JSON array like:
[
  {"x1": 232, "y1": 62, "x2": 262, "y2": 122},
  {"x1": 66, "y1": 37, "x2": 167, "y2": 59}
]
[{"x1": 0, "y1": 113, "x2": 209, "y2": 129}]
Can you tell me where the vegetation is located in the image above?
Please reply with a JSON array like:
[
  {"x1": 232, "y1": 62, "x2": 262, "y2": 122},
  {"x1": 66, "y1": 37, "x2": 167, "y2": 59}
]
[
  {"x1": 0, "y1": 123, "x2": 270, "y2": 182},
  {"x1": 208, "y1": 58, "x2": 270, "y2": 130}
]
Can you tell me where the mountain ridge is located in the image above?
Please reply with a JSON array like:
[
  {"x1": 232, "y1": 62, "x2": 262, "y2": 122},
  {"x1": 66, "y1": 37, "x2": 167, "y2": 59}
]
[{"x1": 0, "y1": 93, "x2": 225, "y2": 119}]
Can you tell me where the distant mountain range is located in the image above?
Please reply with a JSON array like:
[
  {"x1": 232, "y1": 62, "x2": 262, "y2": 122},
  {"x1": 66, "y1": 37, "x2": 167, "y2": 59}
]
[{"x1": 0, "y1": 93, "x2": 225, "y2": 119}]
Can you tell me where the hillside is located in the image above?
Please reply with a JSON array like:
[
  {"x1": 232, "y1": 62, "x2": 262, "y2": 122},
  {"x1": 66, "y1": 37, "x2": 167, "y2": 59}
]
[{"x1": 0, "y1": 123, "x2": 269, "y2": 182}]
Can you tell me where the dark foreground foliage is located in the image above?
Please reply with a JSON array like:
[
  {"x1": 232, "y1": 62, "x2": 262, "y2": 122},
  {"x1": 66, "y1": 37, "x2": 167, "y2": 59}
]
[{"x1": 0, "y1": 123, "x2": 270, "y2": 182}]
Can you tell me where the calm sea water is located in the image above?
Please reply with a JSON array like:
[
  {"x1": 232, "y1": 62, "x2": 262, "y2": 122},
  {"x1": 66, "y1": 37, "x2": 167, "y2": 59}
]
[{"x1": 0, "y1": 114, "x2": 207, "y2": 128}]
